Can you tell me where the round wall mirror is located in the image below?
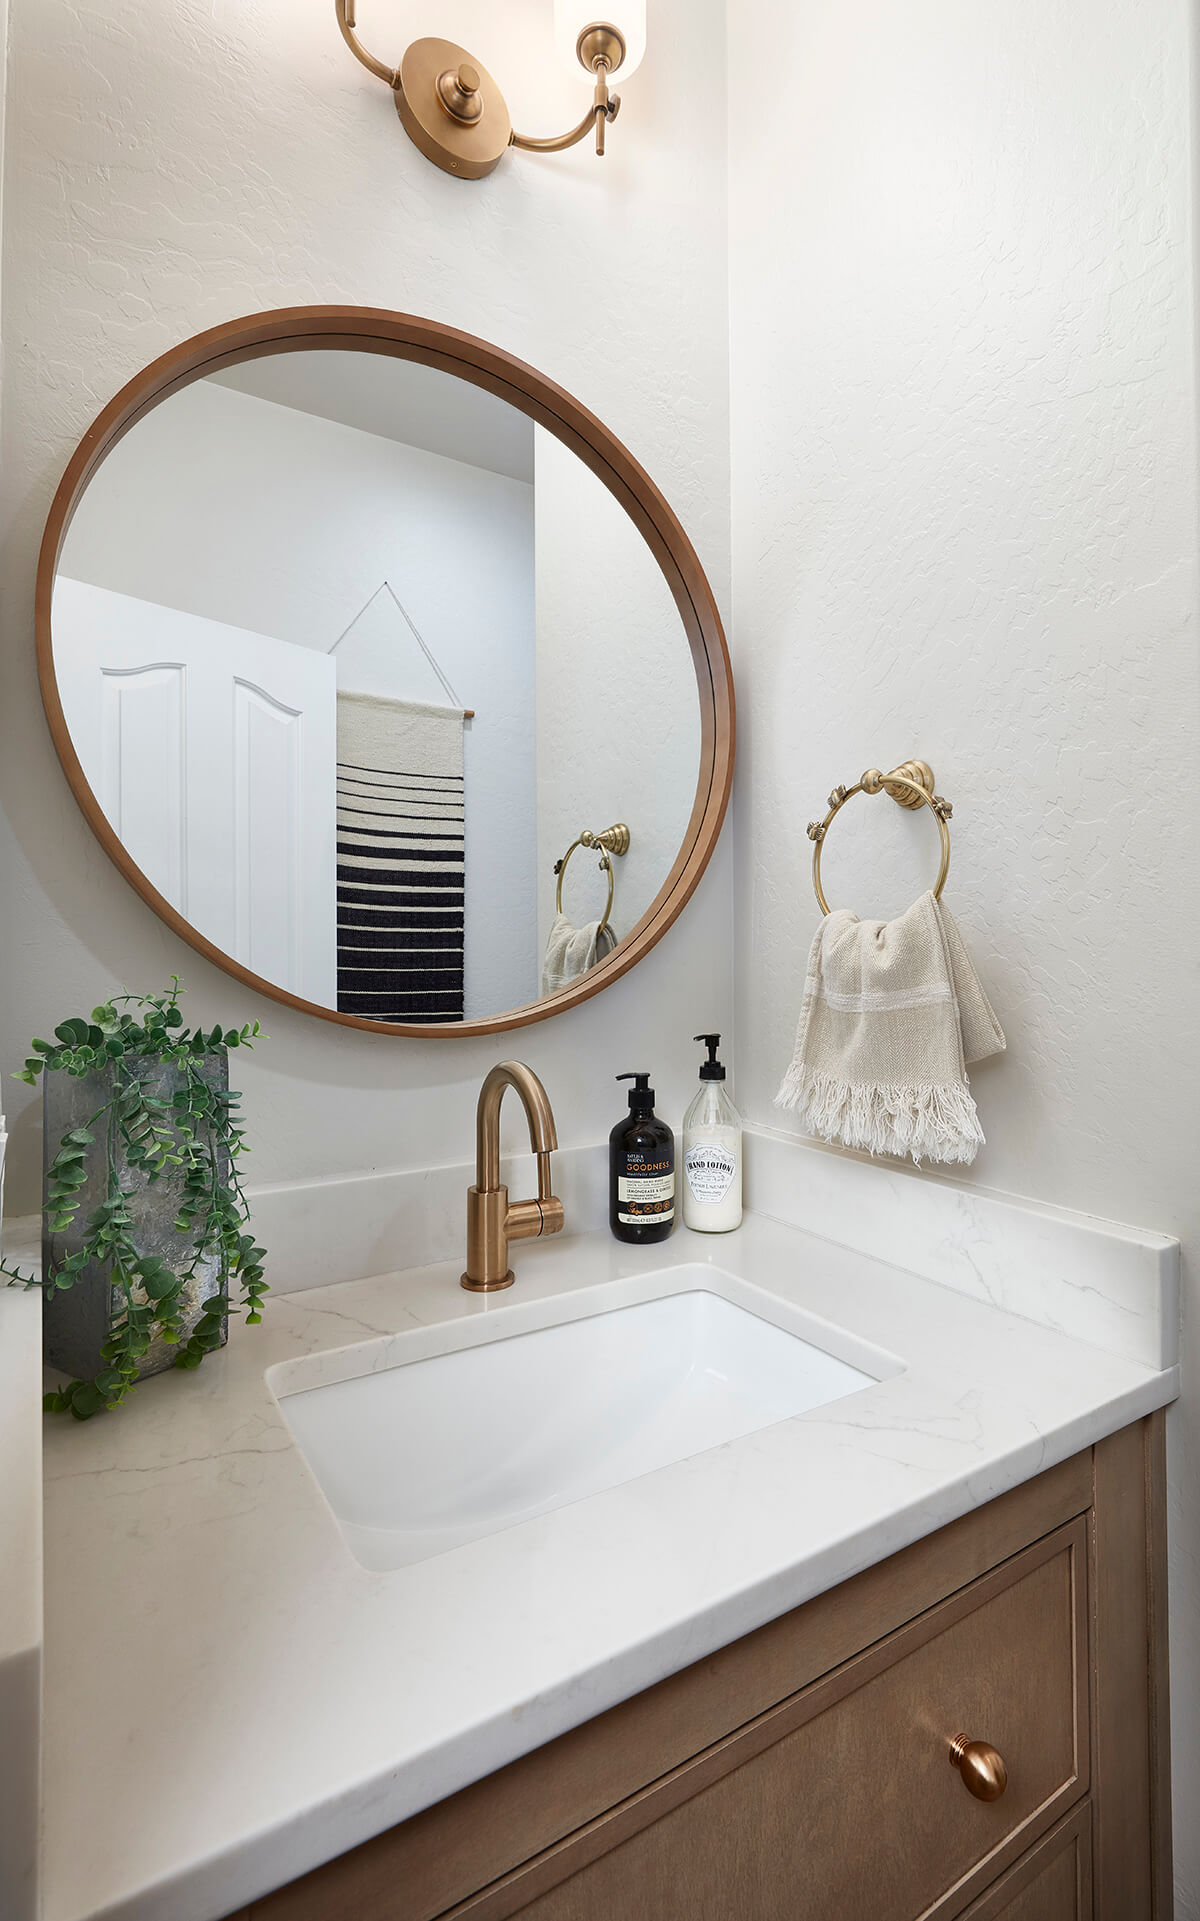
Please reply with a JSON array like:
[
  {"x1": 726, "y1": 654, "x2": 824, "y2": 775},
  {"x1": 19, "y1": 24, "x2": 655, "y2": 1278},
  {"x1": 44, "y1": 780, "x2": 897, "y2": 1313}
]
[{"x1": 36, "y1": 309, "x2": 733, "y2": 1035}]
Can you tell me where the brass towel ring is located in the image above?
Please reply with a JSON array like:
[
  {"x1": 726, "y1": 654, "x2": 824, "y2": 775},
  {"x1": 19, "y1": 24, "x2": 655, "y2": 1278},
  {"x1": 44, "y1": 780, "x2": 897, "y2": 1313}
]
[
  {"x1": 554, "y1": 823, "x2": 630, "y2": 936},
  {"x1": 807, "y1": 761, "x2": 952, "y2": 916}
]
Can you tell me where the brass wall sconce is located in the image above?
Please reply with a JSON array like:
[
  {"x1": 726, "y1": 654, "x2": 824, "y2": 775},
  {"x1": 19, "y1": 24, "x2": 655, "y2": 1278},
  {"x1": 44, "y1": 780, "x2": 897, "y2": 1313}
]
[{"x1": 334, "y1": 2, "x2": 646, "y2": 179}]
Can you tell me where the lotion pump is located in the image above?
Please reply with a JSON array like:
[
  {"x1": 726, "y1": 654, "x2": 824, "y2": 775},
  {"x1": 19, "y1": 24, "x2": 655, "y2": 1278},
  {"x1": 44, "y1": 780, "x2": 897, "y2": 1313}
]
[{"x1": 682, "y1": 1034, "x2": 743, "y2": 1233}]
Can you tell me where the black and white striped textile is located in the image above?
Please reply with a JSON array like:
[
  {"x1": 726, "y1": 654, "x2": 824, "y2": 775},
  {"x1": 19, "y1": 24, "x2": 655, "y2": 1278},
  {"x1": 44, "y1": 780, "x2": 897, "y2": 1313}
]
[{"x1": 335, "y1": 692, "x2": 466, "y2": 1024}]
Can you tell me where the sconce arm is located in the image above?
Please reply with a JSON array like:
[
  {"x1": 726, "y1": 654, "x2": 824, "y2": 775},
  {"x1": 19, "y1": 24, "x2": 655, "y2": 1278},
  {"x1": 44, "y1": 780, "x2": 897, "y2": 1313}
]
[
  {"x1": 333, "y1": 3, "x2": 624, "y2": 167},
  {"x1": 335, "y1": 0, "x2": 399, "y2": 88},
  {"x1": 511, "y1": 70, "x2": 621, "y2": 156}
]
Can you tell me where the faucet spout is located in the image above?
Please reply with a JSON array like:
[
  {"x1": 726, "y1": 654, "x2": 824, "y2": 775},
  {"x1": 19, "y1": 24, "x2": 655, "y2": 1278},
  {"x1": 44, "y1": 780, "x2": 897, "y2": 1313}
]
[
  {"x1": 463, "y1": 1062, "x2": 565, "y2": 1291},
  {"x1": 474, "y1": 1062, "x2": 558, "y2": 1192}
]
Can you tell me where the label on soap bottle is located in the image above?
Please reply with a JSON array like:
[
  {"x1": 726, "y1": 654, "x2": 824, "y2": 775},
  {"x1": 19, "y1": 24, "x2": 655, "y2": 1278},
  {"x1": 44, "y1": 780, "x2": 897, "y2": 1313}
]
[{"x1": 616, "y1": 1154, "x2": 675, "y2": 1227}]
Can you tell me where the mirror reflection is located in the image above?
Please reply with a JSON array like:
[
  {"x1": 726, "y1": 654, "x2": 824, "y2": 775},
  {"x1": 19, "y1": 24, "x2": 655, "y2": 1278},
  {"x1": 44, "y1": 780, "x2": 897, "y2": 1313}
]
[{"x1": 52, "y1": 350, "x2": 702, "y2": 1024}]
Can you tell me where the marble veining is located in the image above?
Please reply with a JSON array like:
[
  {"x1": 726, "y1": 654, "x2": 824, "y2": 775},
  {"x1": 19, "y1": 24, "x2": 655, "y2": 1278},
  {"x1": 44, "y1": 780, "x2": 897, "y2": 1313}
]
[
  {"x1": 745, "y1": 1126, "x2": 1179, "y2": 1372},
  {"x1": 37, "y1": 1209, "x2": 1177, "y2": 1921}
]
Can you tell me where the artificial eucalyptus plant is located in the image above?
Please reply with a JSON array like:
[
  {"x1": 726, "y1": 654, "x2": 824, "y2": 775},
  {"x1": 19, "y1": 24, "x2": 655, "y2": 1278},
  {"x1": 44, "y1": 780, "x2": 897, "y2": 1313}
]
[{"x1": 1, "y1": 980, "x2": 268, "y2": 1419}]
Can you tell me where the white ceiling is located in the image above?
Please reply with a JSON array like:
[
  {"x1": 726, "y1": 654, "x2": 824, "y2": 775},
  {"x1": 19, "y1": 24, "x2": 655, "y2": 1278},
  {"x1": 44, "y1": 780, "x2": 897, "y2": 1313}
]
[{"x1": 209, "y1": 350, "x2": 534, "y2": 484}]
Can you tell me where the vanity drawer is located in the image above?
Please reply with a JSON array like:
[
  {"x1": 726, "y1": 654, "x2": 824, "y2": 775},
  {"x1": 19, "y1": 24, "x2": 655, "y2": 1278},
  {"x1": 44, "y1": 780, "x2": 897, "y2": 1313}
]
[
  {"x1": 485, "y1": 1519, "x2": 1089, "y2": 1921},
  {"x1": 959, "y1": 1804, "x2": 1092, "y2": 1920}
]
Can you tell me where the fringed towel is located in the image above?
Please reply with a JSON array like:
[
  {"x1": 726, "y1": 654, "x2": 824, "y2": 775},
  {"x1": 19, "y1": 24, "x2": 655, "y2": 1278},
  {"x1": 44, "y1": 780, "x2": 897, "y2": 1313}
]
[
  {"x1": 541, "y1": 914, "x2": 617, "y2": 996},
  {"x1": 776, "y1": 891, "x2": 1005, "y2": 1165},
  {"x1": 336, "y1": 692, "x2": 465, "y2": 1024}
]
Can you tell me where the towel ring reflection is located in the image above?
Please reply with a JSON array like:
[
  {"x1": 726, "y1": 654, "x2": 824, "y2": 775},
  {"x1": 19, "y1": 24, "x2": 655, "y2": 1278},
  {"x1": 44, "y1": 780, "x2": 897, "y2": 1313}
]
[
  {"x1": 554, "y1": 823, "x2": 630, "y2": 936},
  {"x1": 807, "y1": 761, "x2": 952, "y2": 916}
]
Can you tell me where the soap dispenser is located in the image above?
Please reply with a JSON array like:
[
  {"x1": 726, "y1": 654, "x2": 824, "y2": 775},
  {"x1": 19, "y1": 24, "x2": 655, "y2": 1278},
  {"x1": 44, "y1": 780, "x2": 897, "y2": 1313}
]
[
  {"x1": 682, "y1": 1034, "x2": 743, "y2": 1233},
  {"x1": 610, "y1": 1073, "x2": 676, "y2": 1244}
]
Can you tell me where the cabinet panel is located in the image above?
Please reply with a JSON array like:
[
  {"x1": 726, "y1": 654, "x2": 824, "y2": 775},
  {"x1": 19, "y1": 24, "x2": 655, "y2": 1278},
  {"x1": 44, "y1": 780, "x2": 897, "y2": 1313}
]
[
  {"x1": 497, "y1": 1523, "x2": 1086, "y2": 1921},
  {"x1": 961, "y1": 1806, "x2": 1092, "y2": 1921}
]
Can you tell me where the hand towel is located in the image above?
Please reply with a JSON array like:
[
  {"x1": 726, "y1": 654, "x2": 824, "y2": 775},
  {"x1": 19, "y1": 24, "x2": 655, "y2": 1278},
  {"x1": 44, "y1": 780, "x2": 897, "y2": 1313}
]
[
  {"x1": 336, "y1": 691, "x2": 465, "y2": 1024},
  {"x1": 775, "y1": 891, "x2": 1005, "y2": 1165},
  {"x1": 541, "y1": 914, "x2": 617, "y2": 996}
]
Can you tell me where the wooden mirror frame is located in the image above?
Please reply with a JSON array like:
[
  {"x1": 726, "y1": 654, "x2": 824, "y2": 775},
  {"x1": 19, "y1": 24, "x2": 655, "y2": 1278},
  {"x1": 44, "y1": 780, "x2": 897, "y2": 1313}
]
[{"x1": 36, "y1": 306, "x2": 735, "y2": 1038}]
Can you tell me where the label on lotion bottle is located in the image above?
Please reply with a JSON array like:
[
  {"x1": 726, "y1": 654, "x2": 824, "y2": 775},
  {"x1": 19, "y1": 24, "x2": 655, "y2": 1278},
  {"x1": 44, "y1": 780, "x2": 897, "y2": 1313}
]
[{"x1": 684, "y1": 1140, "x2": 737, "y2": 1205}]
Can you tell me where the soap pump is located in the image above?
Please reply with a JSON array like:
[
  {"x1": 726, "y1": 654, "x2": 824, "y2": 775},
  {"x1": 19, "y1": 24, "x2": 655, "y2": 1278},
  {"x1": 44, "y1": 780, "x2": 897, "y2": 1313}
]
[
  {"x1": 682, "y1": 1034, "x2": 743, "y2": 1233},
  {"x1": 609, "y1": 1072, "x2": 676, "y2": 1244}
]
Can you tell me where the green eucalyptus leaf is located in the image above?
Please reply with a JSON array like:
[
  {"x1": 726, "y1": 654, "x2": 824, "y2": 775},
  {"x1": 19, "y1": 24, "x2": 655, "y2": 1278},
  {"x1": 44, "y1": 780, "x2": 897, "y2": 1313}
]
[{"x1": 67, "y1": 1383, "x2": 106, "y2": 1420}]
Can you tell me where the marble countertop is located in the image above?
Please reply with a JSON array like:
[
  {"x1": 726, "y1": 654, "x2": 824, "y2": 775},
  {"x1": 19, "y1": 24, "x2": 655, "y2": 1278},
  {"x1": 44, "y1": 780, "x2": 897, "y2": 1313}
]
[{"x1": 39, "y1": 1212, "x2": 1178, "y2": 1921}]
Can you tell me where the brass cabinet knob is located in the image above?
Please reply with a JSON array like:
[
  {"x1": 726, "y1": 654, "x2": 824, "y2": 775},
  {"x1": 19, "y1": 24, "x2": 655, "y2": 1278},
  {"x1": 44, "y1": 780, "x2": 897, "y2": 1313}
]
[{"x1": 949, "y1": 1733, "x2": 1008, "y2": 1801}]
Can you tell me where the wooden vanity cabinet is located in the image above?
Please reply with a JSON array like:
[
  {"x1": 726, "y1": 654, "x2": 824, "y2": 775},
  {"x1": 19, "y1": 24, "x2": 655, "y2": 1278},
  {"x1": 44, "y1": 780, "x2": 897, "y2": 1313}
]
[{"x1": 229, "y1": 1414, "x2": 1170, "y2": 1921}]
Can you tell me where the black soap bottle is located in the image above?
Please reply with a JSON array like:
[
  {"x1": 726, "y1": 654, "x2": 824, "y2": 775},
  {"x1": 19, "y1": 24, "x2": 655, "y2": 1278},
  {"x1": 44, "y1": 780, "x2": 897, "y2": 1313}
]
[{"x1": 610, "y1": 1073, "x2": 676, "y2": 1244}]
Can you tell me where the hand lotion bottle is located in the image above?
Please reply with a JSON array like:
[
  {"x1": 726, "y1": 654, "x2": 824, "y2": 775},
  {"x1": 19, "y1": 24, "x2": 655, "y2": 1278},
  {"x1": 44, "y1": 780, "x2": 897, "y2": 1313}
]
[
  {"x1": 682, "y1": 1034, "x2": 743, "y2": 1233},
  {"x1": 610, "y1": 1073, "x2": 676, "y2": 1244}
]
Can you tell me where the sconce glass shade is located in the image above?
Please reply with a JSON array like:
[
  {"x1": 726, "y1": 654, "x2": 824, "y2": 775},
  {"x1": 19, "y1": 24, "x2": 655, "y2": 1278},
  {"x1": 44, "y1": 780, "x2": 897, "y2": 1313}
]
[{"x1": 554, "y1": 0, "x2": 646, "y2": 80}]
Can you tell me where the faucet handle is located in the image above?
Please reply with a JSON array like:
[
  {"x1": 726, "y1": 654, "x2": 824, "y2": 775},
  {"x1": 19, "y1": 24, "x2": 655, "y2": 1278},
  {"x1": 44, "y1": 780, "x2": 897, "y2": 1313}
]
[
  {"x1": 506, "y1": 1195, "x2": 565, "y2": 1244},
  {"x1": 539, "y1": 1195, "x2": 565, "y2": 1237}
]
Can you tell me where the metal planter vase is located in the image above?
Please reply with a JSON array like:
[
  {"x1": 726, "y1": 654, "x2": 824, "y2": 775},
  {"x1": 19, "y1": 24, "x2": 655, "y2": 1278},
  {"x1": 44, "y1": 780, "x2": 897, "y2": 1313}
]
[{"x1": 41, "y1": 1054, "x2": 230, "y2": 1382}]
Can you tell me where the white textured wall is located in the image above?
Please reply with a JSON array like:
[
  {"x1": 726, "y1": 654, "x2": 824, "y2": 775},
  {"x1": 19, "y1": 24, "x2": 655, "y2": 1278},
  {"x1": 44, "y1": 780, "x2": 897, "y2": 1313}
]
[
  {"x1": 728, "y1": 0, "x2": 1200, "y2": 1907},
  {"x1": 0, "y1": 0, "x2": 732, "y2": 1207},
  {"x1": 533, "y1": 428, "x2": 701, "y2": 961}
]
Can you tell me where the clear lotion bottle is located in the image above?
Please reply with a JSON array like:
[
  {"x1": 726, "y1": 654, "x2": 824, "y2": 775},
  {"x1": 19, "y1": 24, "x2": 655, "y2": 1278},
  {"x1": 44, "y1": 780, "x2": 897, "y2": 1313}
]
[{"x1": 682, "y1": 1034, "x2": 743, "y2": 1233}]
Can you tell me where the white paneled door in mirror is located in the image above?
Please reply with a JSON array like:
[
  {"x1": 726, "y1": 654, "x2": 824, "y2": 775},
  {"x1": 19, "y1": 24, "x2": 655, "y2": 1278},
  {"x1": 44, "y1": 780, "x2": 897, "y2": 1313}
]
[
  {"x1": 40, "y1": 311, "x2": 733, "y2": 1036},
  {"x1": 55, "y1": 580, "x2": 338, "y2": 1005}
]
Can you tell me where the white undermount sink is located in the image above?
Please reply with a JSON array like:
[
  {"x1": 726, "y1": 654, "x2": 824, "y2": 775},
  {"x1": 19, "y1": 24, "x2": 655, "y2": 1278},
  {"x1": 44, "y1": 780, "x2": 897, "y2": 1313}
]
[{"x1": 271, "y1": 1270, "x2": 882, "y2": 1571}]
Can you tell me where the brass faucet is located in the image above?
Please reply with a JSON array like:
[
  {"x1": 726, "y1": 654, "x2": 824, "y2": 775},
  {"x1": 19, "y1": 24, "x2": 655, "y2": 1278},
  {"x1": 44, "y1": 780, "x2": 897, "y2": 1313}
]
[{"x1": 462, "y1": 1062, "x2": 565, "y2": 1291}]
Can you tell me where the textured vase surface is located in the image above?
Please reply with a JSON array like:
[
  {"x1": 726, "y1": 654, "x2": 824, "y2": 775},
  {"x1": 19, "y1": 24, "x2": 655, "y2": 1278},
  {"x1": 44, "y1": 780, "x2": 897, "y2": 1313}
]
[{"x1": 41, "y1": 1053, "x2": 230, "y2": 1381}]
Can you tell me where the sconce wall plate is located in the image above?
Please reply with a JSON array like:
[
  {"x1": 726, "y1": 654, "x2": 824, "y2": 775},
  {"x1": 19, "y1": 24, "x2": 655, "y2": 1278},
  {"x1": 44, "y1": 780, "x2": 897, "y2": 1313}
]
[
  {"x1": 335, "y1": 2, "x2": 637, "y2": 180},
  {"x1": 395, "y1": 39, "x2": 511, "y2": 180}
]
